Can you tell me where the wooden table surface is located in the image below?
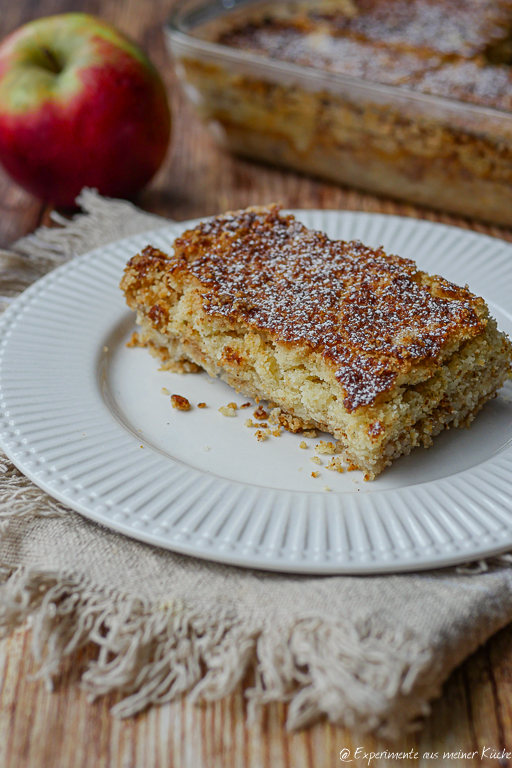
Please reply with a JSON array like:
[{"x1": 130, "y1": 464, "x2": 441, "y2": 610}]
[{"x1": 2, "y1": 2, "x2": 512, "y2": 767}]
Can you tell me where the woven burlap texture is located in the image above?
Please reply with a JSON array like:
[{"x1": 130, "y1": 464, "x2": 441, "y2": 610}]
[{"x1": 1, "y1": 190, "x2": 512, "y2": 739}]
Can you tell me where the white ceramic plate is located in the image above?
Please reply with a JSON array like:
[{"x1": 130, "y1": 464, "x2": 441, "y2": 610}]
[{"x1": 1, "y1": 211, "x2": 512, "y2": 574}]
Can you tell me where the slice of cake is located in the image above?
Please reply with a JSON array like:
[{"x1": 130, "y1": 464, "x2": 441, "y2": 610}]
[{"x1": 120, "y1": 205, "x2": 512, "y2": 478}]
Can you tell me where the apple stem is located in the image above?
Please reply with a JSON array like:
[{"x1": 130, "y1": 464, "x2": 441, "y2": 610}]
[{"x1": 40, "y1": 46, "x2": 62, "y2": 75}]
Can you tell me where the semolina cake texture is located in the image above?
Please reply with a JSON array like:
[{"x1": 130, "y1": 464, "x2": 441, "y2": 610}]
[{"x1": 120, "y1": 205, "x2": 512, "y2": 479}]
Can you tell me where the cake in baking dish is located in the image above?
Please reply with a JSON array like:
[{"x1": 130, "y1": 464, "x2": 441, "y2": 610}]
[
  {"x1": 172, "y1": 0, "x2": 512, "y2": 225},
  {"x1": 214, "y1": 0, "x2": 512, "y2": 98},
  {"x1": 120, "y1": 205, "x2": 512, "y2": 479}
]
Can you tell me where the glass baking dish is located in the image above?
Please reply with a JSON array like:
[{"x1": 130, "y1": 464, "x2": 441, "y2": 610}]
[{"x1": 166, "y1": 0, "x2": 512, "y2": 225}]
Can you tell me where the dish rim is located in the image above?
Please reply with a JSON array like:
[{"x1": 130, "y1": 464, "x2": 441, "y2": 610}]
[{"x1": 1, "y1": 209, "x2": 512, "y2": 574}]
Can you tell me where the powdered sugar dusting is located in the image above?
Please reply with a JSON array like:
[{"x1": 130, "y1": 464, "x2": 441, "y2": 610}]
[
  {"x1": 173, "y1": 206, "x2": 485, "y2": 411},
  {"x1": 219, "y1": 0, "x2": 512, "y2": 59},
  {"x1": 416, "y1": 60, "x2": 512, "y2": 111},
  {"x1": 219, "y1": 25, "x2": 441, "y2": 85},
  {"x1": 324, "y1": 0, "x2": 512, "y2": 58},
  {"x1": 217, "y1": 0, "x2": 512, "y2": 110}
]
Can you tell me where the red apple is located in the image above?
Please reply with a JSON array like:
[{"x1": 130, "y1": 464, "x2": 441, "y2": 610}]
[{"x1": 0, "y1": 13, "x2": 171, "y2": 206}]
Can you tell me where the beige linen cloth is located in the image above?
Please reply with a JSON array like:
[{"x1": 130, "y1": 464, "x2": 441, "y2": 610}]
[{"x1": 1, "y1": 190, "x2": 512, "y2": 739}]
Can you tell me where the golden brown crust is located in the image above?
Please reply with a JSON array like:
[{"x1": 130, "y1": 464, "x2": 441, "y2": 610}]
[
  {"x1": 311, "y1": 0, "x2": 512, "y2": 58},
  {"x1": 122, "y1": 204, "x2": 486, "y2": 412},
  {"x1": 217, "y1": 0, "x2": 512, "y2": 57},
  {"x1": 213, "y1": 0, "x2": 512, "y2": 110},
  {"x1": 218, "y1": 21, "x2": 442, "y2": 86},
  {"x1": 414, "y1": 59, "x2": 512, "y2": 111}
]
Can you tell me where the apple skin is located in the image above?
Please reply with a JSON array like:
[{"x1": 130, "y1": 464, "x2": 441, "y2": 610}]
[{"x1": 0, "y1": 13, "x2": 171, "y2": 206}]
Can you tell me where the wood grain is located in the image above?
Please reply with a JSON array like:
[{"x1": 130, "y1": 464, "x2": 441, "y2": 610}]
[
  {"x1": 2, "y1": 626, "x2": 512, "y2": 768},
  {"x1": 2, "y1": 0, "x2": 512, "y2": 766}
]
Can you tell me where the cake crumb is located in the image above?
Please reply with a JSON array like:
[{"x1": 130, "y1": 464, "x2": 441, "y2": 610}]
[
  {"x1": 322, "y1": 486, "x2": 331, "y2": 492},
  {"x1": 203, "y1": 445, "x2": 211, "y2": 452},
  {"x1": 316, "y1": 441, "x2": 337, "y2": 455},
  {"x1": 264, "y1": 428, "x2": 271, "y2": 435},
  {"x1": 253, "y1": 405, "x2": 268, "y2": 420},
  {"x1": 171, "y1": 394, "x2": 191, "y2": 411},
  {"x1": 311, "y1": 471, "x2": 320, "y2": 478},
  {"x1": 126, "y1": 331, "x2": 146, "y2": 348},
  {"x1": 241, "y1": 403, "x2": 251, "y2": 409},
  {"x1": 299, "y1": 441, "x2": 307, "y2": 449},
  {"x1": 268, "y1": 408, "x2": 304, "y2": 432},
  {"x1": 326, "y1": 457, "x2": 345, "y2": 473},
  {"x1": 268, "y1": 408, "x2": 279, "y2": 425},
  {"x1": 303, "y1": 430, "x2": 317, "y2": 438},
  {"x1": 245, "y1": 418, "x2": 254, "y2": 427},
  {"x1": 255, "y1": 430, "x2": 267, "y2": 441},
  {"x1": 272, "y1": 428, "x2": 281, "y2": 437},
  {"x1": 161, "y1": 387, "x2": 170, "y2": 395},
  {"x1": 310, "y1": 456, "x2": 322, "y2": 465},
  {"x1": 219, "y1": 405, "x2": 236, "y2": 417},
  {"x1": 197, "y1": 402, "x2": 207, "y2": 408},
  {"x1": 227, "y1": 402, "x2": 238, "y2": 410}
]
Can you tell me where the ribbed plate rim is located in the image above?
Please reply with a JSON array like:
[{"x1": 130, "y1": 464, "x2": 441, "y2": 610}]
[{"x1": 1, "y1": 210, "x2": 512, "y2": 574}]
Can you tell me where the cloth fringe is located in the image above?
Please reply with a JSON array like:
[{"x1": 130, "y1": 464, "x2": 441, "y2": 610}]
[
  {"x1": 0, "y1": 188, "x2": 163, "y2": 310},
  {"x1": 0, "y1": 564, "x2": 436, "y2": 738},
  {"x1": 0, "y1": 454, "x2": 67, "y2": 523}
]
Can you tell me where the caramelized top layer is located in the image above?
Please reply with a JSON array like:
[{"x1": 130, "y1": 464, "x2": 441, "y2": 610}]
[
  {"x1": 218, "y1": 23, "x2": 441, "y2": 86},
  {"x1": 215, "y1": 0, "x2": 512, "y2": 109},
  {"x1": 132, "y1": 205, "x2": 486, "y2": 411},
  {"x1": 414, "y1": 60, "x2": 512, "y2": 111},
  {"x1": 309, "y1": 0, "x2": 512, "y2": 58}
]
